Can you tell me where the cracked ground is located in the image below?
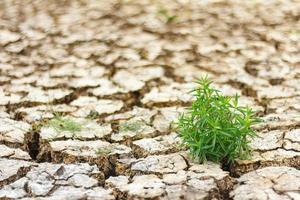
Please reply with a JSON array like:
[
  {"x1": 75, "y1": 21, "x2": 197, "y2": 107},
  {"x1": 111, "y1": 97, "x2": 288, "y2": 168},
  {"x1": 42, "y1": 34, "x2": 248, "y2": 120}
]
[{"x1": 0, "y1": 0, "x2": 300, "y2": 199}]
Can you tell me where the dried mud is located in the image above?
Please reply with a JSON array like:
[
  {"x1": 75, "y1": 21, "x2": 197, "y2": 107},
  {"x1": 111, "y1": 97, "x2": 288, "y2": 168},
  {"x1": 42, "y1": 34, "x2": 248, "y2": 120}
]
[{"x1": 0, "y1": 0, "x2": 300, "y2": 199}]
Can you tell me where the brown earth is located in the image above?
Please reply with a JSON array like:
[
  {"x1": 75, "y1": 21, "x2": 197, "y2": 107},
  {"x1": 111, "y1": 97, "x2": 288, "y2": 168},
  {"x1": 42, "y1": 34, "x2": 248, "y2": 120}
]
[{"x1": 0, "y1": 0, "x2": 300, "y2": 199}]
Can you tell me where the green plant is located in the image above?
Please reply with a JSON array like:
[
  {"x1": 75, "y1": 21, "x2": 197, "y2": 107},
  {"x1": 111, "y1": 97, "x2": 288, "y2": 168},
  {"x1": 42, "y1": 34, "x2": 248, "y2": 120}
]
[
  {"x1": 157, "y1": 8, "x2": 177, "y2": 24},
  {"x1": 86, "y1": 110, "x2": 100, "y2": 120},
  {"x1": 119, "y1": 120, "x2": 144, "y2": 132},
  {"x1": 177, "y1": 76, "x2": 260, "y2": 163},
  {"x1": 48, "y1": 114, "x2": 82, "y2": 133}
]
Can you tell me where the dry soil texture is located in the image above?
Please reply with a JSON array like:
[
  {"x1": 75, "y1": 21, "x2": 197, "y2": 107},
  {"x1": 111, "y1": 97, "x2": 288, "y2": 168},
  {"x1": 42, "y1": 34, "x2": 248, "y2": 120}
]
[{"x1": 0, "y1": 0, "x2": 300, "y2": 199}]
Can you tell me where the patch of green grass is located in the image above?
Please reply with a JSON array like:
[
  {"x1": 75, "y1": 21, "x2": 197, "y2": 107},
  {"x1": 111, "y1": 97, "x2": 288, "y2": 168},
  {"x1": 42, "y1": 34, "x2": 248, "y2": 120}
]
[
  {"x1": 95, "y1": 146, "x2": 112, "y2": 155},
  {"x1": 48, "y1": 114, "x2": 82, "y2": 133},
  {"x1": 119, "y1": 120, "x2": 144, "y2": 132},
  {"x1": 290, "y1": 29, "x2": 300, "y2": 35},
  {"x1": 177, "y1": 76, "x2": 261, "y2": 163}
]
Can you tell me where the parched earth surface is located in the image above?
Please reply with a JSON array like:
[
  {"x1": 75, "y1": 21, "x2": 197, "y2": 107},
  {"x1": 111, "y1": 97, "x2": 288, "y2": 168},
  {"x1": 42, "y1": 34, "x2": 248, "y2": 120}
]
[{"x1": 0, "y1": 0, "x2": 300, "y2": 199}]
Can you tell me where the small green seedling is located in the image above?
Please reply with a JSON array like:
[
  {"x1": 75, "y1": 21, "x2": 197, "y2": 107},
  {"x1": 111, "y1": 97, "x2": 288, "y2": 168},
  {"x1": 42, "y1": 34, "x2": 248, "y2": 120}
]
[
  {"x1": 177, "y1": 76, "x2": 260, "y2": 163},
  {"x1": 119, "y1": 120, "x2": 144, "y2": 132},
  {"x1": 48, "y1": 114, "x2": 82, "y2": 133},
  {"x1": 86, "y1": 110, "x2": 100, "y2": 120},
  {"x1": 157, "y1": 8, "x2": 177, "y2": 24}
]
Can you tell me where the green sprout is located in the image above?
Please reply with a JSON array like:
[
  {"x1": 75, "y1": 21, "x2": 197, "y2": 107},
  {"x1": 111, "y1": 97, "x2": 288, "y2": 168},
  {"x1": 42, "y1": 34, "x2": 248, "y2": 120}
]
[
  {"x1": 157, "y1": 8, "x2": 177, "y2": 24},
  {"x1": 119, "y1": 120, "x2": 144, "y2": 132},
  {"x1": 48, "y1": 114, "x2": 82, "y2": 133},
  {"x1": 177, "y1": 76, "x2": 261, "y2": 163},
  {"x1": 86, "y1": 110, "x2": 100, "y2": 120}
]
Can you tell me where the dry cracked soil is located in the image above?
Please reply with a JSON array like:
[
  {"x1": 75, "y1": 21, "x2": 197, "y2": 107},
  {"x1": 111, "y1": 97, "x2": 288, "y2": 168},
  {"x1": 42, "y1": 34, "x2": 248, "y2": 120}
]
[{"x1": 0, "y1": 0, "x2": 300, "y2": 199}]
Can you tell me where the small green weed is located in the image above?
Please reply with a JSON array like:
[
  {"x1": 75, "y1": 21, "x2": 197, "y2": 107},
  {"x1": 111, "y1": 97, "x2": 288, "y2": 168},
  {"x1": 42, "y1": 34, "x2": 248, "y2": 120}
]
[
  {"x1": 177, "y1": 76, "x2": 260, "y2": 163},
  {"x1": 119, "y1": 120, "x2": 144, "y2": 132},
  {"x1": 48, "y1": 114, "x2": 82, "y2": 133},
  {"x1": 86, "y1": 110, "x2": 100, "y2": 120},
  {"x1": 157, "y1": 8, "x2": 177, "y2": 24}
]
